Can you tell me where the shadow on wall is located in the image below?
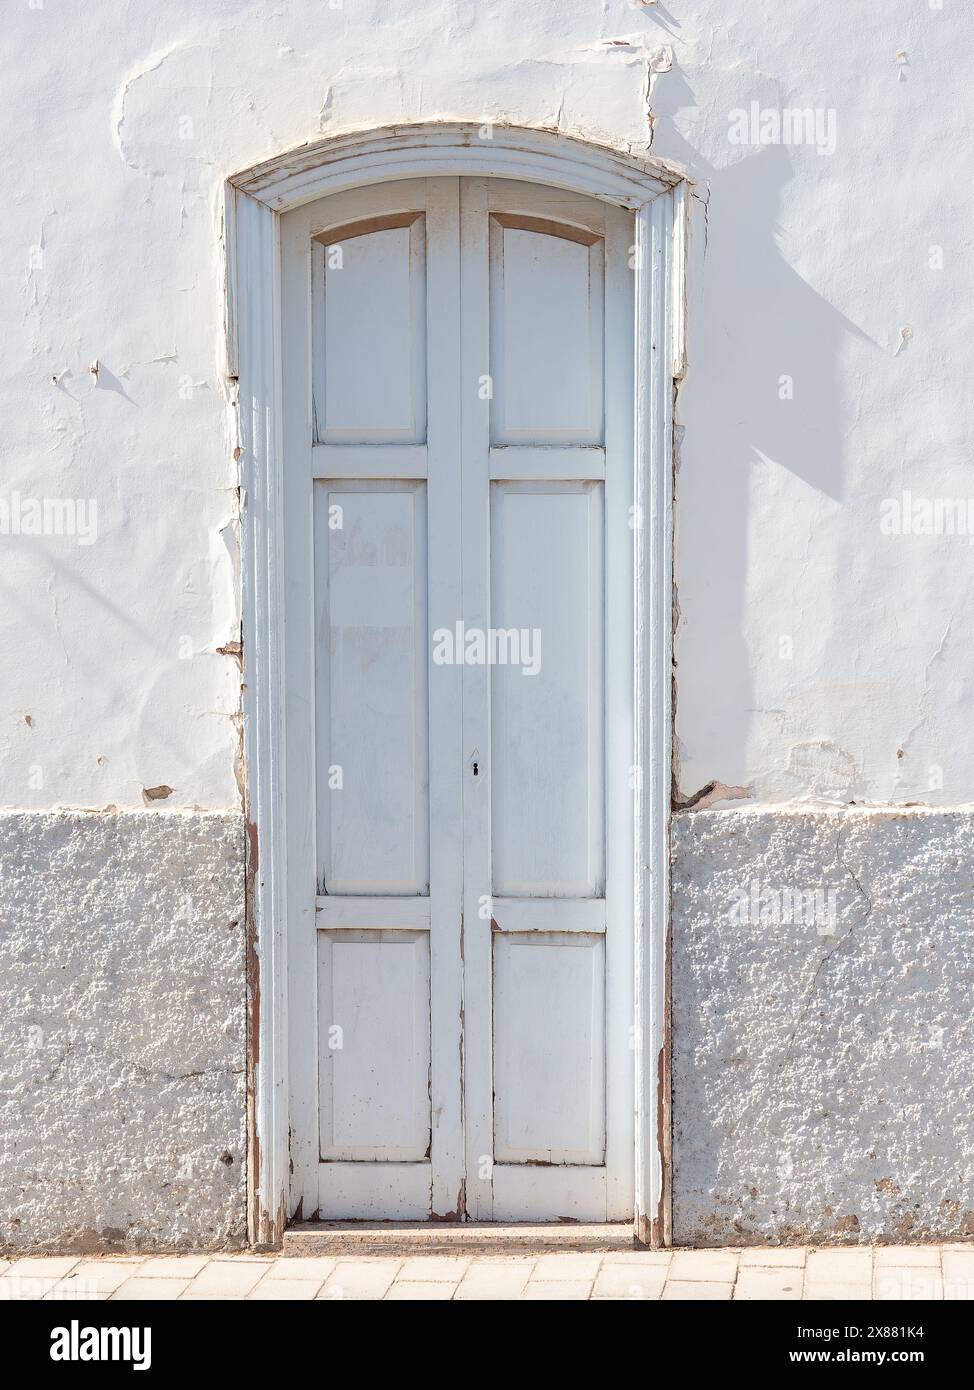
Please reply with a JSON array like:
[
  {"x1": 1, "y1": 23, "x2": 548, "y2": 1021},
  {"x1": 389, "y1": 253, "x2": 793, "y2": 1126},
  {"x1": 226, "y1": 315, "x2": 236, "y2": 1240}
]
[{"x1": 651, "y1": 62, "x2": 878, "y2": 799}]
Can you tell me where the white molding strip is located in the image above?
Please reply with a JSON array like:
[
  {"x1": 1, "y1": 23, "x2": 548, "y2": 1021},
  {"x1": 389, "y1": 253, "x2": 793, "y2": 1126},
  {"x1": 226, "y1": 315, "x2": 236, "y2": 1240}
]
[
  {"x1": 489, "y1": 898, "x2": 607, "y2": 935},
  {"x1": 633, "y1": 192, "x2": 676, "y2": 1248},
  {"x1": 314, "y1": 896, "x2": 432, "y2": 930},
  {"x1": 230, "y1": 122, "x2": 681, "y2": 211},
  {"x1": 235, "y1": 187, "x2": 291, "y2": 1248}
]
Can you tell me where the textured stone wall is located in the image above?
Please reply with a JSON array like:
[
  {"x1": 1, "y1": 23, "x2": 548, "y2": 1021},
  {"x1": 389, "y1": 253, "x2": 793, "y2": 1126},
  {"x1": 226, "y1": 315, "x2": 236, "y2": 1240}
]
[
  {"x1": 672, "y1": 808, "x2": 974, "y2": 1245},
  {"x1": 0, "y1": 811, "x2": 246, "y2": 1253},
  {"x1": 5, "y1": 804, "x2": 973, "y2": 1249}
]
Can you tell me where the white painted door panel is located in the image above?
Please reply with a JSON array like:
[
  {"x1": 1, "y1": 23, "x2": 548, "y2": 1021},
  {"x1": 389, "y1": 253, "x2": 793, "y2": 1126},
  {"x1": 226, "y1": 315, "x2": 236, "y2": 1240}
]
[
  {"x1": 313, "y1": 214, "x2": 427, "y2": 444},
  {"x1": 493, "y1": 932, "x2": 606, "y2": 1164},
  {"x1": 313, "y1": 480, "x2": 429, "y2": 895},
  {"x1": 489, "y1": 214, "x2": 604, "y2": 445},
  {"x1": 283, "y1": 174, "x2": 634, "y2": 1223},
  {"x1": 490, "y1": 481, "x2": 605, "y2": 897},
  {"x1": 317, "y1": 929, "x2": 430, "y2": 1160}
]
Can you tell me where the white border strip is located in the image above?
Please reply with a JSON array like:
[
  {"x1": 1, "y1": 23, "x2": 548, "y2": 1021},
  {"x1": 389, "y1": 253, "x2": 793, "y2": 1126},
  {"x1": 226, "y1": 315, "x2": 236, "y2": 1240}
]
[{"x1": 633, "y1": 193, "x2": 676, "y2": 1247}]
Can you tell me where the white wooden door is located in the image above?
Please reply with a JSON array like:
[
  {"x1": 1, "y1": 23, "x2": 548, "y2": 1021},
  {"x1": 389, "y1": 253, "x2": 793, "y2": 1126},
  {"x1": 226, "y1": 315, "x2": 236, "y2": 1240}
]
[{"x1": 282, "y1": 176, "x2": 634, "y2": 1223}]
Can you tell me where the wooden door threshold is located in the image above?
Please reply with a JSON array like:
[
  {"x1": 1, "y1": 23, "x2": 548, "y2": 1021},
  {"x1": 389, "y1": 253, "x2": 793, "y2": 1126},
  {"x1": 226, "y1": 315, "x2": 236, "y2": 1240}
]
[{"x1": 284, "y1": 1221, "x2": 635, "y2": 1256}]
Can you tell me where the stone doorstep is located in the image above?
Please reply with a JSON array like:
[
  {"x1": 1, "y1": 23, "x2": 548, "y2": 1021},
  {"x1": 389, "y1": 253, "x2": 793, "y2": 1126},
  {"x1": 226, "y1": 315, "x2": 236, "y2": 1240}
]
[{"x1": 283, "y1": 1222, "x2": 637, "y2": 1257}]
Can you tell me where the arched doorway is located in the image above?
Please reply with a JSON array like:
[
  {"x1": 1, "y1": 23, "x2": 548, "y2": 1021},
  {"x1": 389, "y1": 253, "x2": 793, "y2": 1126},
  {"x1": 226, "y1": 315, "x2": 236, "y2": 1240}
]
[{"x1": 227, "y1": 124, "x2": 684, "y2": 1245}]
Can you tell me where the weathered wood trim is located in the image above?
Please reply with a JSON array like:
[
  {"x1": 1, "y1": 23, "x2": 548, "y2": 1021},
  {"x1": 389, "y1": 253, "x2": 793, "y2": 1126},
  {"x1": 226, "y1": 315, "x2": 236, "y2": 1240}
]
[
  {"x1": 311, "y1": 209, "x2": 424, "y2": 245},
  {"x1": 229, "y1": 122, "x2": 682, "y2": 211},
  {"x1": 489, "y1": 210, "x2": 602, "y2": 246},
  {"x1": 633, "y1": 191, "x2": 677, "y2": 1248},
  {"x1": 235, "y1": 189, "x2": 290, "y2": 1247}
]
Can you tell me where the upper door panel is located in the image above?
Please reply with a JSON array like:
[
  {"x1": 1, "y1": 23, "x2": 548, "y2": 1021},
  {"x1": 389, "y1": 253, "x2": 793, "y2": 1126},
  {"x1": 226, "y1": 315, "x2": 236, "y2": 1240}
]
[
  {"x1": 313, "y1": 210, "x2": 428, "y2": 445},
  {"x1": 487, "y1": 188, "x2": 606, "y2": 448}
]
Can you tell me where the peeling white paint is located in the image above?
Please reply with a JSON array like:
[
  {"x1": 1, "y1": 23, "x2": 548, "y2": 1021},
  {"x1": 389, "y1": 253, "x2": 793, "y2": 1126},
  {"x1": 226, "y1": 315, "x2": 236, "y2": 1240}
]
[
  {"x1": 110, "y1": 39, "x2": 199, "y2": 171},
  {"x1": 3, "y1": 2, "x2": 973, "y2": 818}
]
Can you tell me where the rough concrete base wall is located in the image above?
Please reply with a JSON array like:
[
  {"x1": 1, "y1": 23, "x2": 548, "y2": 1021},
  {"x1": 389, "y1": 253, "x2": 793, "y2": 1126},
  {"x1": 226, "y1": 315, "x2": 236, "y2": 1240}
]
[
  {"x1": 6, "y1": 804, "x2": 971, "y2": 1250},
  {"x1": 672, "y1": 808, "x2": 974, "y2": 1246},
  {"x1": 0, "y1": 811, "x2": 246, "y2": 1253}
]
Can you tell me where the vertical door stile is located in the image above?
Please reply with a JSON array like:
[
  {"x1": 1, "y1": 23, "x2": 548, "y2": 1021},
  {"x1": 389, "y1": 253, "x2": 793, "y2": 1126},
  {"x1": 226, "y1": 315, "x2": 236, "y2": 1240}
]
[
  {"x1": 281, "y1": 204, "x2": 319, "y2": 1218},
  {"x1": 424, "y1": 177, "x2": 466, "y2": 1217},
  {"x1": 458, "y1": 177, "x2": 494, "y2": 1221},
  {"x1": 603, "y1": 209, "x2": 637, "y2": 1218}
]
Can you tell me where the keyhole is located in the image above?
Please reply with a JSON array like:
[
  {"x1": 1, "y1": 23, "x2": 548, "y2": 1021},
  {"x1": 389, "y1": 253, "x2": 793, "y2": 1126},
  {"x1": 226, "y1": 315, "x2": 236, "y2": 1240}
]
[{"x1": 472, "y1": 761, "x2": 479, "y2": 777}]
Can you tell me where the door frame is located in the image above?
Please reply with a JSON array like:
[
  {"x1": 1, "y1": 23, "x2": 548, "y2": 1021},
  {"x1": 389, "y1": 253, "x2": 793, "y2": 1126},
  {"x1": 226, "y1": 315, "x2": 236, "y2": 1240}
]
[{"x1": 225, "y1": 122, "x2": 687, "y2": 1248}]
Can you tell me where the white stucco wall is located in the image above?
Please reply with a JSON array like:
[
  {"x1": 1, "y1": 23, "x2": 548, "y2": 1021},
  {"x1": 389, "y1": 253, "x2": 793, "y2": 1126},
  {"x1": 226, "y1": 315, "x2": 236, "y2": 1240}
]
[{"x1": 3, "y1": 0, "x2": 971, "y2": 810}]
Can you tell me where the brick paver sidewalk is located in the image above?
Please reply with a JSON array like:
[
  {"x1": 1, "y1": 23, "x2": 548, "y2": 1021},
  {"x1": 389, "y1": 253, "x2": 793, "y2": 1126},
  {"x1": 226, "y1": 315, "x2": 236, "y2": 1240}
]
[{"x1": 2, "y1": 1245, "x2": 972, "y2": 1300}]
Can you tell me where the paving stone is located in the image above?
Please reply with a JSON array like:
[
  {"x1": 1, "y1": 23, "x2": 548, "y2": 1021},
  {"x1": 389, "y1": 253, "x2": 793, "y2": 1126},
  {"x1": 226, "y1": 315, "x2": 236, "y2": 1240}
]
[
  {"x1": 385, "y1": 1281, "x2": 458, "y2": 1300},
  {"x1": 211, "y1": 1254, "x2": 274, "y2": 1265},
  {"x1": 592, "y1": 1263, "x2": 666, "y2": 1299},
  {"x1": 318, "y1": 1259, "x2": 401, "y2": 1300},
  {"x1": 397, "y1": 1256, "x2": 471, "y2": 1282},
  {"x1": 139, "y1": 1256, "x2": 211, "y2": 1279},
  {"x1": 805, "y1": 1249, "x2": 872, "y2": 1282},
  {"x1": 739, "y1": 1247, "x2": 806, "y2": 1267},
  {"x1": 531, "y1": 1253, "x2": 602, "y2": 1281},
  {"x1": 184, "y1": 1260, "x2": 266, "y2": 1296},
  {"x1": 669, "y1": 1250, "x2": 740, "y2": 1282},
  {"x1": 522, "y1": 1280, "x2": 592, "y2": 1300},
  {"x1": 3, "y1": 1257, "x2": 79, "y2": 1278},
  {"x1": 51, "y1": 1262, "x2": 144, "y2": 1296},
  {"x1": 263, "y1": 1256, "x2": 337, "y2": 1282},
  {"x1": 874, "y1": 1246, "x2": 941, "y2": 1267},
  {"x1": 45, "y1": 1285, "x2": 112, "y2": 1301},
  {"x1": 180, "y1": 1284, "x2": 244, "y2": 1295},
  {"x1": 601, "y1": 1251, "x2": 671, "y2": 1266},
  {"x1": 942, "y1": 1250, "x2": 974, "y2": 1299},
  {"x1": 461, "y1": 1254, "x2": 537, "y2": 1265},
  {"x1": 804, "y1": 1283, "x2": 872, "y2": 1301},
  {"x1": 662, "y1": 1280, "x2": 733, "y2": 1300},
  {"x1": 454, "y1": 1262, "x2": 534, "y2": 1300},
  {"x1": 874, "y1": 1270, "x2": 943, "y2": 1300},
  {"x1": 111, "y1": 1279, "x2": 192, "y2": 1300},
  {"x1": 249, "y1": 1279, "x2": 323, "y2": 1300},
  {"x1": 0, "y1": 1276, "x2": 63, "y2": 1299},
  {"x1": 734, "y1": 1267, "x2": 802, "y2": 1300}
]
